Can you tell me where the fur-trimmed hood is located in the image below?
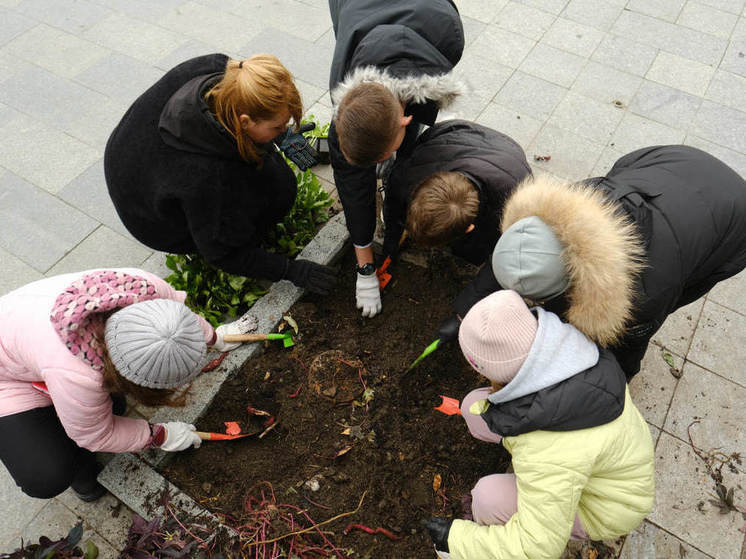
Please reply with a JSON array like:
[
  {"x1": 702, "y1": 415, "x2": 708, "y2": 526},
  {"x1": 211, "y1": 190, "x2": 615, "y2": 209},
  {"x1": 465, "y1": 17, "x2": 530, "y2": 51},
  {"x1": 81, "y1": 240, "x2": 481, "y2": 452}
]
[
  {"x1": 330, "y1": 65, "x2": 466, "y2": 113},
  {"x1": 500, "y1": 175, "x2": 646, "y2": 347}
]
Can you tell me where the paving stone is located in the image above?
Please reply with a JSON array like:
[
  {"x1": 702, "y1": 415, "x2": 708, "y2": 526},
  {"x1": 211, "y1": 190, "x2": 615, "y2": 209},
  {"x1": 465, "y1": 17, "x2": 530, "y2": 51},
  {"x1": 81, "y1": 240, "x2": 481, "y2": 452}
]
[
  {"x1": 155, "y1": 39, "x2": 229, "y2": 72},
  {"x1": 0, "y1": 0, "x2": 21, "y2": 6},
  {"x1": 608, "y1": 113, "x2": 685, "y2": 155},
  {"x1": 547, "y1": 91, "x2": 624, "y2": 144},
  {"x1": 527, "y1": 124, "x2": 605, "y2": 181},
  {"x1": 629, "y1": 80, "x2": 703, "y2": 130},
  {"x1": 82, "y1": 533, "x2": 119, "y2": 559},
  {"x1": 461, "y1": 15, "x2": 487, "y2": 46},
  {"x1": 87, "y1": 0, "x2": 188, "y2": 20},
  {"x1": 495, "y1": 71, "x2": 567, "y2": 120},
  {"x1": 664, "y1": 361, "x2": 746, "y2": 455},
  {"x1": 16, "y1": 499, "x2": 85, "y2": 546},
  {"x1": 452, "y1": 0, "x2": 509, "y2": 23},
  {"x1": 732, "y1": 14, "x2": 746, "y2": 41},
  {"x1": 157, "y1": 1, "x2": 263, "y2": 54},
  {"x1": 651, "y1": 298, "x2": 704, "y2": 359},
  {"x1": 689, "y1": 300, "x2": 746, "y2": 387},
  {"x1": 707, "y1": 267, "x2": 746, "y2": 315},
  {"x1": 720, "y1": 38, "x2": 746, "y2": 78},
  {"x1": 296, "y1": 78, "x2": 325, "y2": 110},
  {"x1": 56, "y1": 490, "x2": 133, "y2": 550},
  {"x1": 0, "y1": 246, "x2": 43, "y2": 296},
  {"x1": 15, "y1": 0, "x2": 112, "y2": 34},
  {"x1": 0, "y1": 7, "x2": 36, "y2": 45},
  {"x1": 257, "y1": 0, "x2": 333, "y2": 43},
  {"x1": 519, "y1": 43, "x2": 586, "y2": 88},
  {"x1": 677, "y1": 1, "x2": 739, "y2": 39},
  {"x1": 589, "y1": 145, "x2": 625, "y2": 177},
  {"x1": 303, "y1": 101, "x2": 333, "y2": 128},
  {"x1": 646, "y1": 51, "x2": 716, "y2": 97},
  {"x1": 4, "y1": 23, "x2": 108, "y2": 79},
  {"x1": 541, "y1": 17, "x2": 605, "y2": 57},
  {"x1": 476, "y1": 102, "x2": 543, "y2": 148},
  {"x1": 629, "y1": 344, "x2": 681, "y2": 429},
  {"x1": 47, "y1": 226, "x2": 152, "y2": 276},
  {"x1": 692, "y1": 100, "x2": 746, "y2": 153},
  {"x1": 612, "y1": 10, "x2": 727, "y2": 66},
  {"x1": 63, "y1": 97, "x2": 128, "y2": 150},
  {"x1": 685, "y1": 134, "x2": 746, "y2": 178},
  {"x1": 0, "y1": 173, "x2": 99, "y2": 274},
  {"x1": 83, "y1": 12, "x2": 187, "y2": 64},
  {"x1": 590, "y1": 34, "x2": 659, "y2": 77},
  {"x1": 493, "y1": 1, "x2": 557, "y2": 41},
  {"x1": 141, "y1": 251, "x2": 171, "y2": 279},
  {"x1": 513, "y1": 0, "x2": 569, "y2": 15},
  {"x1": 619, "y1": 520, "x2": 712, "y2": 559},
  {"x1": 452, "y1": 52, "x2": 513, "y2": 113},
  {"x1": 74, "y1": 52, "x2": 165, "y2": 106},
  {"x1": 468, "y1": 24, "x2": 537, "y2": 68},
  {"x1": 698, "y1": 0, "x2": 746, "y2": 14},
  {"x1": 561, "y1": 0, "x2": 622, "y2": 31},
  {"x1": 626, "y1": 0, "x2": 686, "y2": 22},
  {"x1": 0, "y1": 464, "x2": 47, "y2": 547},
  {"x1": 240, "y1": 29, "x2": 333, "y2": 90},
  {"x1": 705, "y1": 69, "x2": 746, "y2": 112},
  {"x1": 650, "y1": 432, "x2": 744, "y2": 559},
  {"x1": 572, "y1": 61, "x2": 643, "y2": 106},
  {"x1": 57, "y1": 159, "x2": 131, "y2": 238}
]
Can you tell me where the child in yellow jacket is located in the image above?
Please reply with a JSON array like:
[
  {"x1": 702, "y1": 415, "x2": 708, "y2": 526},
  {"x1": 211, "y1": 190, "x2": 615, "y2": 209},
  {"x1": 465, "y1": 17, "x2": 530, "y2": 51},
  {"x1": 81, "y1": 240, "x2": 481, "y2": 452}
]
[{"x1": 425, "y1": 290, "x2": 655, "y2": 559}]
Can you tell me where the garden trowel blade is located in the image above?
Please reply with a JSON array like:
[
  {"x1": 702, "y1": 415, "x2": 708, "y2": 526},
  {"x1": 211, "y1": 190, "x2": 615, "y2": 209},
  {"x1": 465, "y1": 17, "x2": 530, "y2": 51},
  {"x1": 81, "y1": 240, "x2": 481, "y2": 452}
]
[{"x1": 407, "y1": 338, "x2": 441, "y2": 371}]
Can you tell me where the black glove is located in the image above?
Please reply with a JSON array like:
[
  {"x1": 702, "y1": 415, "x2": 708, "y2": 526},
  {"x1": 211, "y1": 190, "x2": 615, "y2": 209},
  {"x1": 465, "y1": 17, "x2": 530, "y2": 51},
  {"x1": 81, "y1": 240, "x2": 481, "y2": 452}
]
[
  {"x1": 276, "y1": 123, "x2": 319, "y2": 170},
  {"x1": 284, "y1": 259, "x2": 336, "y2": 295},
  {"x1": 423, "y1": 518, "x2": 452, "y2": 553},
  {"x1": 437, "y1": 315, "x2": 461, "y2": 344}
]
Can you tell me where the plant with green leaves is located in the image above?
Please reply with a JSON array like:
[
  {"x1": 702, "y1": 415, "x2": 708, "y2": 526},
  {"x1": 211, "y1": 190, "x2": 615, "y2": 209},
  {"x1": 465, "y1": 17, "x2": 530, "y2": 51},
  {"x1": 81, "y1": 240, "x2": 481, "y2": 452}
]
[{"x1": 0, "y1": 522, "x2": 98, "y2": 559}]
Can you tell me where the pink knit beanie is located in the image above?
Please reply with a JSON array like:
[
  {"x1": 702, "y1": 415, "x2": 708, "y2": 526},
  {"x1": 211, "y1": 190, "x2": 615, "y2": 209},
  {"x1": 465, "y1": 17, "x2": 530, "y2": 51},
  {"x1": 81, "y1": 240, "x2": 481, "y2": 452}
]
[{"x1": 458, "y1": 290, "x2": 538, "y2": 385}]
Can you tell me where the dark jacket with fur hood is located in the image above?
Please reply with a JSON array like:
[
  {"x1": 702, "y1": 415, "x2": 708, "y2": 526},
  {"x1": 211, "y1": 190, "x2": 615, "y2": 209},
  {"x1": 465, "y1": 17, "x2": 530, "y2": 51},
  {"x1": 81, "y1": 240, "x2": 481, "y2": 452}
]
[
  {"x1": 327, "y1": 0, "x2": 466, "y2": 247},
  {"x1": 105, "y1": 54, "x2": 297, "y2": 281},
  {"x1": 382, "y1": 120, "x2": 531, "y2": 264},
  {"x1": 455, "y1": 145, "x2": 746, "y2": 378}
]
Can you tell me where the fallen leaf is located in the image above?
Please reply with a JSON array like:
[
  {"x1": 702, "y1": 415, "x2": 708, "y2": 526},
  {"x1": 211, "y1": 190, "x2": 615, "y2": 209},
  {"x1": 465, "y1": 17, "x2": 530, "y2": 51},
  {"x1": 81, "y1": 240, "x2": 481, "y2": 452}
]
[
  {"x1": 283, "y1": 314, "x2": 299, "y2": 335},
  {"x1": 341, "y1": 427, "x2": 351, "y2": 436},
  {"x1": 588, "y1": 548, "x2": 599, "y2": 559},
  {"x1": 433, "y1": 474, "x2": 442, "y2": 492},
  {"x1": 335, "y1": 446, "x2": 352, "y2": 458},
  {"x1": 662, "y1": 351, "x2": 675, "y2": 368},
  {"x1": 224, "y1": 421, "x2": 242, "y2": 435}
]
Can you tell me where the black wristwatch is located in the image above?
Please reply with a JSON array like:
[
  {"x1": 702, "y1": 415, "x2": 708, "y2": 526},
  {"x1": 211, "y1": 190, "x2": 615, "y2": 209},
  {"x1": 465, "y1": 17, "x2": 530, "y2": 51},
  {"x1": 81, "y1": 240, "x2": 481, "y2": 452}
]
[{"x1": 356, "y1": 262, "x2": 376, "y2": 276}]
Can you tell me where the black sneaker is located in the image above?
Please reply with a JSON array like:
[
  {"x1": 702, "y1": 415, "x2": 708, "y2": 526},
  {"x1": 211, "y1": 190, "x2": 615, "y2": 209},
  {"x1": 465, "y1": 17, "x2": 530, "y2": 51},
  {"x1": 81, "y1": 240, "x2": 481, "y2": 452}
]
[{"x1": 73, "y1": 481, "x2": 107, "y2": 502}]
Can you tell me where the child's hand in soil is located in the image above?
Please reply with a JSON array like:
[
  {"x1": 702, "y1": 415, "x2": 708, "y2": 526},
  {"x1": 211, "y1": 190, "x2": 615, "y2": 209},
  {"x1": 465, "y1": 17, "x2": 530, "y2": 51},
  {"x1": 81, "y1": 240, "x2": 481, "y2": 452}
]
[{"x1": 437, "y1": 315, "x2": 461, "y2": 343}]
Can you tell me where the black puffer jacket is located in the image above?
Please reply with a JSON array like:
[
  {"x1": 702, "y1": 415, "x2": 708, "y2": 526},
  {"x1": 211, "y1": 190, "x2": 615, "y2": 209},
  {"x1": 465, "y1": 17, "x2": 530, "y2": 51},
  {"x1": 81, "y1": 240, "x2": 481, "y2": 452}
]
[
  {"x1": 456, "y1": 145, "x2": 746, "y2": 378},
  {"x1": 105, "y1": 54, "x2": 297, "y2": 281},
  {"x1": 382, "y1": 120, "x2": 531, "y2": 264},
  {"x1": 327, "y1": 0, "x2": 465, "y2": 247}
]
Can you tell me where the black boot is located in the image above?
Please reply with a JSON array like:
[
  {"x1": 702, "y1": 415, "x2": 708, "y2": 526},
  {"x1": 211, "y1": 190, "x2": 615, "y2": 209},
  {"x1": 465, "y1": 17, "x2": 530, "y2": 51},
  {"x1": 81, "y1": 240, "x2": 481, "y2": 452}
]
[{"x1": 70, "y1": 451, "x2": 106, "y2": 502}]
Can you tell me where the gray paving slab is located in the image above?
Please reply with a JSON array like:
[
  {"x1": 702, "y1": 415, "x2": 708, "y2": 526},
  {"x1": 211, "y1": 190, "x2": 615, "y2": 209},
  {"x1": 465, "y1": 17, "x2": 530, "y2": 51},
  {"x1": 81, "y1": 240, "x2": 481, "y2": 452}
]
[
  {"x1": 547, "y1": 91, "x2": 625, "y2": 144},
  {"x1": 629, "y1": 79, "x2": 703, "y2": 131},
  {"x1": 612, "y1": 10, "x2": 727, "y2": 66},
  {"x1": 619, "y1": 521, "x2": 713, "y2": 559},
  {"x1": 589, "y1": 145, "x2": 625, "y2": 177},
  {"x1": 527, "y1": 124, "x2": 606, "y2": 180},
  {"x1": 4, "y1": 23, "x2": 109, "y2": 79},
  {"x1": 14, "y1": 0, "x2": 112, "y2": 34},
  {"x1": 649, "y1": 432, "x2": 744, "y2": 559},
  {"x1": 74, "y1": 52, "x2": 165, "y2": 106},
  {"x1": 590, "y1": 34, "x2": 659, "y2": 77},
  {"x1": 154, "y1": 39, "x2": 229, "y2": 72},
  {"x1": 0, "y1": 170, "x2": 99, "y2": 272},
  {"x1": 685, "y1": 134, "x2": 746, "y2": 177},
  {"x1": 707, "y1": 267, "x2": 746, "y2": 315},
  {"x1": 15, "y1": 499, "x2": 99, "y2": 550},
  {"x1": 495, "y1": 71, "x2": 568, "y2": 120},
  {"x1": 63, "y1": 97, "x2": 128, "y2": 149},
  {"x1": 0, "y1": 464, "x2": 47, "y2": 548},
  {"x1": 678, "y1": 1, "x2": 739, "y2": 39},
  {"x1": 476, "y1": 102, "x2": 544, "y2": 148},
  {"x1": 646, "y1": 50, "x2": 716, "y2": 97},
  {"x1": 628, "y1": 344, "x2": 682, "y2": 429},
  {"x1": 541, "y1": 16, "x2": 605, "y2": 57},
  {"x1": 705, "y1": 69, "x2": 746, "y2": 112},
  {"x1": 519, "y1": 42, "x2": 586, "y2": 88},
  {"x1": 651, "y1": 298, "x2": 705, "y2": 358},
  {"x1": 513, "y1": 0, "x2": 570, "y2": 16},
  {"x1": 467, "y1": 24, "x2": 537, "y2": 68},
  {"x1": 295, "y1": 78, "x2": 326, "y2": 111},
  {"x1": 0, "y1": 7, "x2": 36, "y2": 45},
  {"x1": 450, "y1": 52, "x2": 513, "y2": 118},
  {"x1": 46, "y1": 226, "x2": 152, "y2": 276},
  {"x1": 0, "y1": 246, "x2": 42, "y2": 296},
  {"x1": 56, "y1": 490, "x2": 135, "y2": 550},
  {"x1": 86, "y1": 0, "x2": 188, "y2": 22},
  {"x1": 561, "y1": 0, "x2": 623, "y2": 31},
  {"x1": 692, "y1": 100, "x2": 746, "y2": 156},
  {"x1": 699, "y1": 0, "x2": 746, "y2": 14},
  {"x1": 627, "y1": 0, "x2": 687, "y2": 22},
  {"x1": 493, "y1": 1, "x2": 557, "y2": 41},
  {"x1": 453, "y1": 0, "x2": 509, "y2": 23},
  {"x1": 688, "y1": 300, "x2": 746, "y2": 387},
  {"x1": 720, "y1": 38, "x2": 746, "y2": 78},
  {"x1": 608, "y1": 112, "x2": 685, "y2": 155},
  {"x1": 571, "y1": 61, "x2": 643, "y2": 106}
]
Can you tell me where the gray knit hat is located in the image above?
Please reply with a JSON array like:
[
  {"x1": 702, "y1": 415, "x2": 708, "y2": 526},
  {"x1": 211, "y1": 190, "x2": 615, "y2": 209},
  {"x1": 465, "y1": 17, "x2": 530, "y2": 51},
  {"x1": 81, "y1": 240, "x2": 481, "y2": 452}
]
[
  {"x1": 491, "y1": 216, "x2": 570, "y2": 301},
  {"x1": 104, "y1": 299, "x2": 206, "y2": 389}
]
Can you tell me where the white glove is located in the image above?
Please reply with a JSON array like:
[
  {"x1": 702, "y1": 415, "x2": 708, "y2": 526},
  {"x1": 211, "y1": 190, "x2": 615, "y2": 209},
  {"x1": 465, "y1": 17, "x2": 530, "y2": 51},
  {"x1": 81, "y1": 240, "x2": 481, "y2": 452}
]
[
  {"x1": 158, "y1": 422, "x2": 202, "y2": 452},
  {"x1": 436, "y1": 550, "x2": 452, "y2": 559},
  {"x1": 212, "y1": 314, "x2": 259, "y2": 352},
  {"x1": 356, "y1": 272, "x2": 382, "y2": 318}
]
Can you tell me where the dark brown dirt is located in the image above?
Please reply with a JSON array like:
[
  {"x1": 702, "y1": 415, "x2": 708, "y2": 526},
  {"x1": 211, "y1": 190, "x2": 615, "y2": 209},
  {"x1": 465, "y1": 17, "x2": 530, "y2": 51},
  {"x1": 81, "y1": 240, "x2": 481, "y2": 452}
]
[{"x1": 161, "y1": 249, "x2": 511, "y2": 557}]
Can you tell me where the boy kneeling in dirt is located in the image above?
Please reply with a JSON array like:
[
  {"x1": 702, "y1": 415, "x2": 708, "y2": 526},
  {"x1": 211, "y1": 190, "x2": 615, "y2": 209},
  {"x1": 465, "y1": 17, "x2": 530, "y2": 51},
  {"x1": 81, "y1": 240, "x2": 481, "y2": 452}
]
[
  {"x1": 382, "y1": 120, "x2": 531, "y2": 266},
  {"x1": 425, "y1": 290, "x2": 654, "y2": 559}
]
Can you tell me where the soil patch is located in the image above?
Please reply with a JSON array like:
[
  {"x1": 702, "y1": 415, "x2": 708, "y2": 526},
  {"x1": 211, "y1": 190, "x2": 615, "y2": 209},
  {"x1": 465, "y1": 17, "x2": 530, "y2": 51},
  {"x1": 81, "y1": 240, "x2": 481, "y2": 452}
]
[{"x1": 162, "y1": 249, "x2": 512, "y2": 557}]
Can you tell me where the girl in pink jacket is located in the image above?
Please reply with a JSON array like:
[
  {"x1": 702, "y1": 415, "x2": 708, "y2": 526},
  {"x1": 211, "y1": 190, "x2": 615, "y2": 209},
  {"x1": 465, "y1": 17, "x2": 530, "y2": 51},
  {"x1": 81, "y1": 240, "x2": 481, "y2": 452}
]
[{"x1": 0, "y1": 268, "x2": 241, "y2": 501}]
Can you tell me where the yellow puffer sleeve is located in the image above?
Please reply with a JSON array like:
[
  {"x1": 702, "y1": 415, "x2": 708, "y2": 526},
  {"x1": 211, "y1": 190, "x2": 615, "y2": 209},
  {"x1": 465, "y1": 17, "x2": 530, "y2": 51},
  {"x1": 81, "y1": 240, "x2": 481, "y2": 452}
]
[{"x1": 448, "y1": 445, "x2": 592, "y2": 559}]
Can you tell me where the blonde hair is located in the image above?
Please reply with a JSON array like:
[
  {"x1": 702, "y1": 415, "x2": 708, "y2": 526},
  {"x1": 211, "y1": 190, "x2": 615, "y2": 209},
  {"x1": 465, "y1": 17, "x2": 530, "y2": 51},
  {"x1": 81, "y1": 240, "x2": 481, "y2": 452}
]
[
  {"x1": 335, "y1": 82, "x2": 400, "y2": 166},
  {"x1": 406, "y1": 171, "x2": 479, "y2": 247},
  {"x1": 206, "y1": 55, "x2": 302, "y2": 164}
]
